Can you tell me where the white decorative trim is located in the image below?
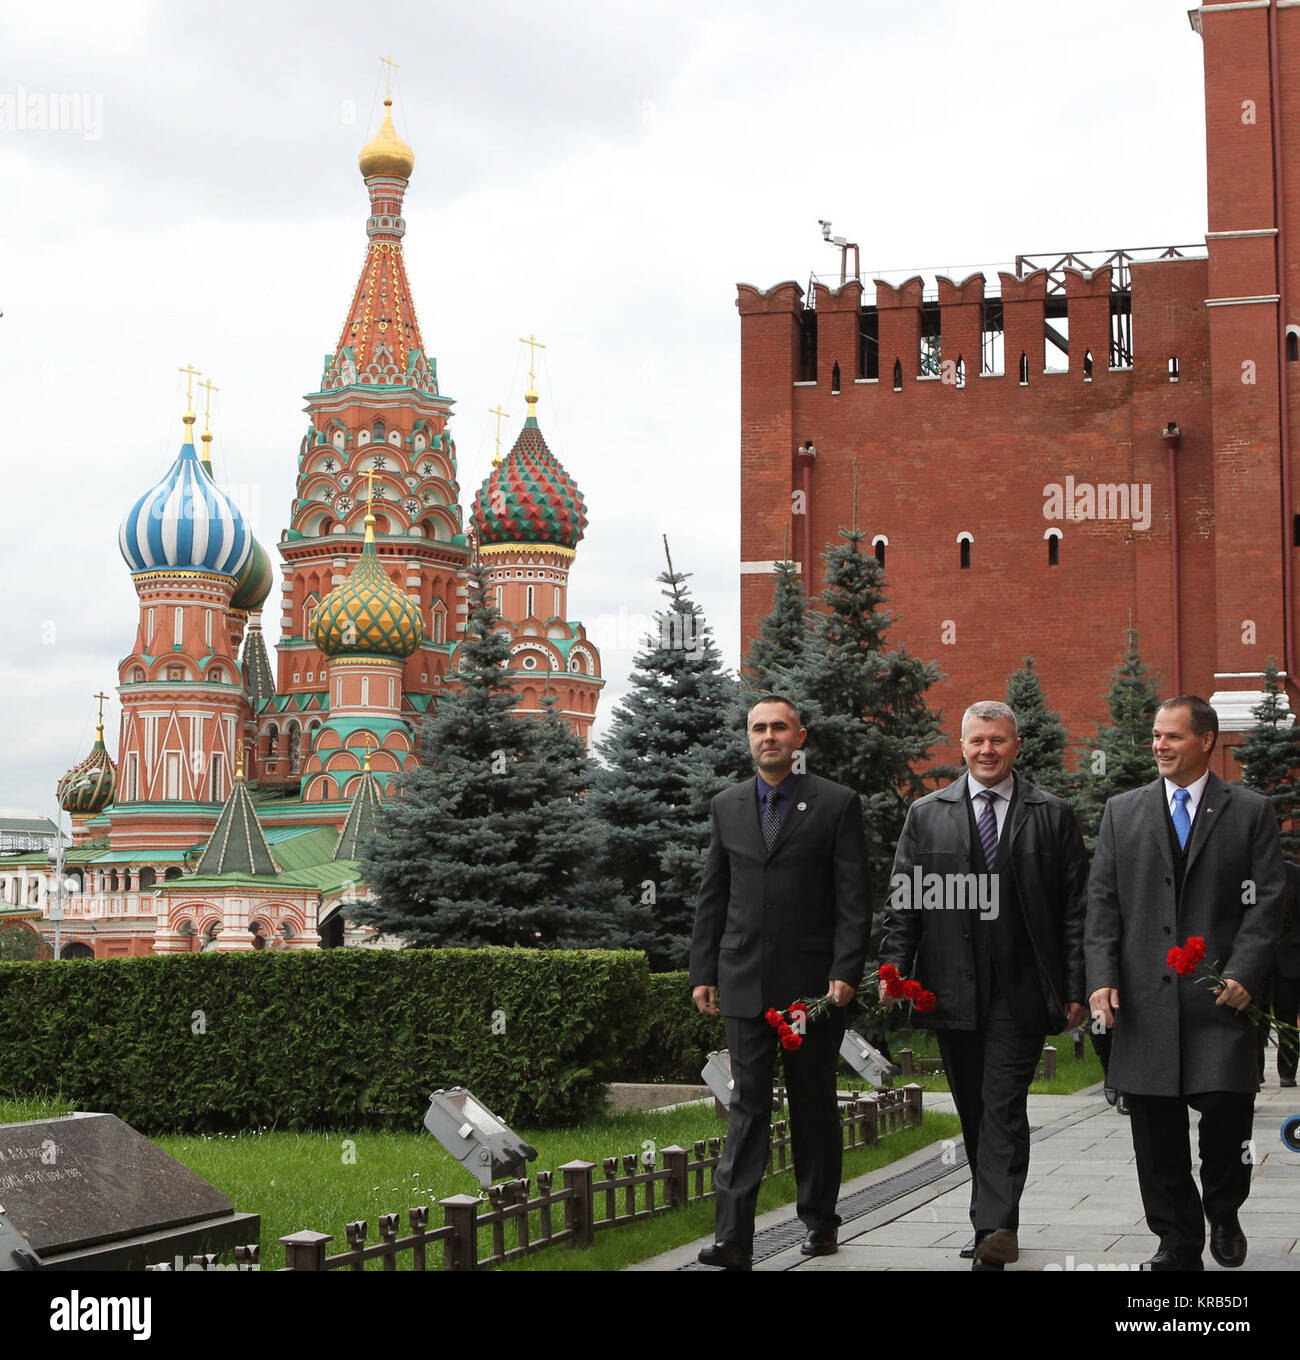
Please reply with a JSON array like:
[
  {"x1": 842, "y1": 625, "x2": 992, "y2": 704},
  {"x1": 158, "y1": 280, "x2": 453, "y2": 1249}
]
[
  {"x1": 1214, "y1": 670, "x2": 1291, "y2": 679},
  {"x1": 1206, "y1": 228, "x2": 1278, "y2": 239},
  {"x1": 740, "y1": 560, "x2": 802, "y2": 575},
  {"x1": 1192, "y1": 1, "x2": 1271, "y2": 12},
  {"x1": 792, "y1": 381, "x2": 817, "y2": 388},
  {"x1": 1205, "y1": 294, "x2": 1281, "y2": 307},
  {"x1": 1209, "y1": 688, "x2": 1293, "y2": 731}
]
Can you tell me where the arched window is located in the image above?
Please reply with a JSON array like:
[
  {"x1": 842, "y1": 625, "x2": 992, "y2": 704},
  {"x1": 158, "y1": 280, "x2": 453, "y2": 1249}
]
[
  {"x1": 872, "y1": 535, "x2": 887, "y2": 568},
  {"x1": 1046, "y1": 528, "x2": 1061, "y2": 566},
  {"x1": 958, "y1": 533, "x2": 973, "y2": 570},
  {"x1": 892, "y1": 358, "x2": 903, "y2": 392},
  {"x1": 1083, "y1": 349, "x2": 1094, "y2": 378},
  {"x1": 831, "y1": 361, "x2": 841, "y2": 394},
  {"x1": 1019, "y1": 352, "x2": 1029, "y2": 385},
  {"x1": 955, "y1": 355, "x2": 965, "y2": 389},
  {"x1": 138, "y1": 867, "x2": 156, "y2": 890},
  {"x1": 1288, "y1": 329, "x2": 1299, "y2": 363}
]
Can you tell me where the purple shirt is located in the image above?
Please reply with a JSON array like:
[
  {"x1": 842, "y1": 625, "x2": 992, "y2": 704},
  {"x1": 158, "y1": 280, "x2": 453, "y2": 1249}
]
[{"x1": 756, "y1": 771, "x2": 801, "y2": 836}]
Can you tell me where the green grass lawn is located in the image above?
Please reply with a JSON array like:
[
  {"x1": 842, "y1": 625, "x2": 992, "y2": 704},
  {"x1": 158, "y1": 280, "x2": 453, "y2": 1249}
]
[{"x1": 0, "y1": 1092, "x2": 961, "y2": 1271}]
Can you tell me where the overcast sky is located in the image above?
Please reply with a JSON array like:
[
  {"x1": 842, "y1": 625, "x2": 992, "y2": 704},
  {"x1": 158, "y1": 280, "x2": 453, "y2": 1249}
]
[{"x1": 0, "y1": 0, "x2": 1210, "y2": 819}]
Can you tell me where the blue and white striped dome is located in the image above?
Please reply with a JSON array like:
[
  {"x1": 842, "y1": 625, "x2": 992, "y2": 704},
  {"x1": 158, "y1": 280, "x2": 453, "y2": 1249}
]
[{"x1": 119, "y1": 420, "x2": 252, "y2": 579}]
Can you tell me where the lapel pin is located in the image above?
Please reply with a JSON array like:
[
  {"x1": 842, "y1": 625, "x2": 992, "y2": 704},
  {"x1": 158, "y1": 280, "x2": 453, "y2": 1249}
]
[{"x1": 797, "y1": 801, "x2": 807, "y2": 812}]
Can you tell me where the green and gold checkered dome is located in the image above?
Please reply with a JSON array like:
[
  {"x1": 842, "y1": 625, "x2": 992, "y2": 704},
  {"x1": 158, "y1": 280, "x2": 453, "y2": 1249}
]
[
  {"x1": 58, "y1": 725, "x2": 117, "y2": 815},
  {"x1": 312, "y1": 515, "x2": 424, "y2": 659}
]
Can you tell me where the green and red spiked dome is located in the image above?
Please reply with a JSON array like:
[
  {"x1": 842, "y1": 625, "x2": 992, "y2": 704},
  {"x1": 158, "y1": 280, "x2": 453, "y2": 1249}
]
[{"x1": 472, "y1": 393, "x2": 587, "y2": 551}]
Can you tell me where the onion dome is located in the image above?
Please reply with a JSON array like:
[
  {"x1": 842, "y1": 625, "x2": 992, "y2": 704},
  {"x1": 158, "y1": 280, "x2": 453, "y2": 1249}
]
[
  {"x1": 58, "y1": 724, "x2": 117, "y2": 815},
  {"x1": 472, "y1": 392, "x2": 587, "y2": 550},
  {"x1": 312, "y1": 511, "x2": 423, "y2": 658},
  {"x1": 230, "y1": 534, "x2": 274, "y2": 612},
  {"x1": 359, "y1": 97, "x2": 414, "y2": 179},
  {"x1": 118, "y1": 414, "x2": 253, "y2": 580}
]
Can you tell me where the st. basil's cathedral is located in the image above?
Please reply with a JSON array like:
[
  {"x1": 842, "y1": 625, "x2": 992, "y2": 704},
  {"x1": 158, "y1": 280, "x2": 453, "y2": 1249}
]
[{"x1": 19, "y1": 92, "x2": 603, "y2": 958}]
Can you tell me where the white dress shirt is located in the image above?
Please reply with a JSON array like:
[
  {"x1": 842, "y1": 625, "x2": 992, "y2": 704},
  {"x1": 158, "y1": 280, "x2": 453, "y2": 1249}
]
[
  {"x1": 1164, "y1": 769, "x2": 1211, "y2": 828},
  {"x1": 968, "y1": 772, "x2": 1015, "y2": 842}
]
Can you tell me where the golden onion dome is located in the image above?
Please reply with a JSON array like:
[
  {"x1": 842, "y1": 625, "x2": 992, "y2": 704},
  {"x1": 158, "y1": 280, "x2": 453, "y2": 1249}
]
[
  {"x1": 359, "y1": 98, "x2": 414, "y2": 180},
  {"x1": 312, "y1": 514, "x2": 423, "y2": 659}
]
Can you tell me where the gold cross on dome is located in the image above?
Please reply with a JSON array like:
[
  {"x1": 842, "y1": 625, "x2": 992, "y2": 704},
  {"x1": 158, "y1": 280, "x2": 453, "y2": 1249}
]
[
  {"x1": 518, "y1": 333, "x2": 546, "y2": 389},
  {"x1": 199, "y1": 377, "x2": 220, "y2": 428},
  {"x1": 380, "y1": 55, "x2": 399, "y2": 98},
  {"x1": 490, "y1": 404, "x2": 510, "y2": 461},
  {"x1": 178, "y1": 363, "x2": 201, "y2": 408},
  {"x1": 365, "y1": 465, "x2": 377, "y2": 510},
  {"x1": 93, "y1": 691, "x2": 110, "y2": 724}
]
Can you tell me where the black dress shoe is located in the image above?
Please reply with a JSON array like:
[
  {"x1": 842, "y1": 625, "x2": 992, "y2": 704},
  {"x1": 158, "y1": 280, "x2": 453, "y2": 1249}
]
[
  {"x1": 959, "y1": 1236, "x2": 977, "y2": 1259},
  {"x1": 975, "y1": 1228, "x2": 1019, "y2": 1265},
  {"x1": 1103, "y1": 1085, "x2": 1118, "y2": 1106},
  {"x1": 697, "y1": 1241, "x2": 752, "y2": 1271},
  {"x1": 1281, "y1": 1076, "x2": 1297, "y2": 1088},
  {"x1": 1209, "y1": 1215, "x2": 1247, "y2": 1268},
  {"x1": 1142, "y1": 1248, "x2": 1204, "y2": 1271},
  {"x1": 800, "y1": 1228, "x2": 838, "y2": 1257},
  {"x1": 1116, "y1": 1093, "x2": 1131, "y2": 1116}
]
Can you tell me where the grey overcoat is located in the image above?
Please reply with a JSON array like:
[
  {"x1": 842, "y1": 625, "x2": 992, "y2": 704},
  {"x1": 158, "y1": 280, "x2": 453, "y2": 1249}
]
[{"x1": 1085, "y1": 772, "x2": 1284, "y2": 1096}]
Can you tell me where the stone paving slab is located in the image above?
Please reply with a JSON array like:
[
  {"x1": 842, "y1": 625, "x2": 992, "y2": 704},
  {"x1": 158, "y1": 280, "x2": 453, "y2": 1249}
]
[{"x1": 634, "y1": 1077, "x2": 1300, "y2": 1274}]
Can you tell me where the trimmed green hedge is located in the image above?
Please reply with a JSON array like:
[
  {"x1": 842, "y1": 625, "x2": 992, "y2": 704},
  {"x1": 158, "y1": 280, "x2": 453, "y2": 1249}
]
[
  {"x1": 0, "y1": 949, "x2": 647, "y2": 1133},
  {"x1": 617, "y1": 972, "x2": 725, "y2": 1083}
]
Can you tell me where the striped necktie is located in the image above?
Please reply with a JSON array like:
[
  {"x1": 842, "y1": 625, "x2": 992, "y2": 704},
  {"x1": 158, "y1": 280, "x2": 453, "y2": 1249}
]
[{"x1": 976, "y1": 789, "x2": 999, "y2": 866}]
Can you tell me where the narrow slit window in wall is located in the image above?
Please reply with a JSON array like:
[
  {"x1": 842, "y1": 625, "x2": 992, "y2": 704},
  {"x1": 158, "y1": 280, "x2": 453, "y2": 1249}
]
[
  {"x1": 1019, "y1": 352, "x2": 1029, "y2": 384},
  {"x1": 893, "y1": 358, "x2": 903, "y2": 391},
  {"x1": 959, "y1": 536, "x2": 972, "y2": 570},
  {"x1": 1048, "y1": 532, "x2": 1060, "y2": 567}
]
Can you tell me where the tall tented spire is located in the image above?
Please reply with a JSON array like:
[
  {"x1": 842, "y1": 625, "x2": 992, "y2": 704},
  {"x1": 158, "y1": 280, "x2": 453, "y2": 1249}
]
[
  {"x1": 333, "y1": 762, "x2": 384, "y2": 861},
  {"x1": 320, "y1": 88, "x2": 437, "y2": 397},
  {"x1": 240, "y1": 620, "x2": 275, "y2": 710},
  {"x1": 195, "y1": 769, "x2": 278, "y2": 877}
]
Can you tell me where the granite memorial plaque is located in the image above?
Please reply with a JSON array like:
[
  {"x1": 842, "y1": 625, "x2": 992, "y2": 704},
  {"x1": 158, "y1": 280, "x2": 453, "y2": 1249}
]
[{"x1": 0, "y1": 1113, "x2": 259, "y2": 1270}]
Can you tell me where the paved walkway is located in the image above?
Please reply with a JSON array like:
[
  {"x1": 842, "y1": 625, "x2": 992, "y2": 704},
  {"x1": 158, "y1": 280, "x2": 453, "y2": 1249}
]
[{"x1": 631, "y1": 1075, "x2": 1300, "y2": 1272}]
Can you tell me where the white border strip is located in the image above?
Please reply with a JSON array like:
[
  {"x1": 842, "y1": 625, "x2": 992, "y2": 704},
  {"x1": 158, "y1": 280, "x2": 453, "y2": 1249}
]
[
  {"x1": 1205, "y1": 294, "x2": 1281, "y2": 306},
  {"x1": 740, "y1": 560, "x2": 802, "y2": 575}
]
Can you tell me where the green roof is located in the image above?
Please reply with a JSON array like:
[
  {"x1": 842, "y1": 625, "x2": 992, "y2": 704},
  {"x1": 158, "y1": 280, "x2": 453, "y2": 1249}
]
[
  {"x1": 195, "y1": 779, "x2": 278, "y2": 878},
  {"x1": 264, "y1": 826, "x2": 339, "y2": 871},
  {"x1": 179, "y1": 860, "x2": 362, "y2": 894}
]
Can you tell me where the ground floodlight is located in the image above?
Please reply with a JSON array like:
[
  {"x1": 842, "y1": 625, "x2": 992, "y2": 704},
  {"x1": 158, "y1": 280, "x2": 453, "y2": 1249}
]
[
  {"x1": 702, "y1": 1050, "x2": 735, "y2": 1108},
  {"x1": 839, "y1": 1029, "x2": 901, "y2": 1090},
  {"x1": 423, "y1": 1088, "x2": 538, "y2": 1189}
]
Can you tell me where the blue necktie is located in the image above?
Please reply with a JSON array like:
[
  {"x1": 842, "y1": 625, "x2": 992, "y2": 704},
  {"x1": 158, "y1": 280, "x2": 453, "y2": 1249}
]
[
  {"x1": 976, "y1": 789, "x2": 999, "y2": 866},
  {"x1": 1172, "y1": 788, "x2": 1192, "y2": 850},
  {"x1": 762, "y1": 788, "x2": 781, "y2": 851}
]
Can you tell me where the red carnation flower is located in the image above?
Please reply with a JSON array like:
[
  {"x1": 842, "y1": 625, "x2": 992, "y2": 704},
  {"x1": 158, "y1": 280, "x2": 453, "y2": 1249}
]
[
  {"x1": 1185, "y1": 936, "x2": 1206, "y2": 966},
  {"x1": 777, "y1": 1021, "x2": 792, "y2": 1038},
  {"x1": 914, "y1": 989, "x2": 937, "y2": 1014},
  {"x1": 879, "y1": 964, "x2": 899, "y2": 982},
  {"x1": 902, "y1": 979, "x2": 923, "y2": 1001},
  {"x1": 765, "y1": 1009, "x2": 782, "y2": 1028},
  {"x1": 781, "y1": 1032, "x2": 802, "y2": 1051},
  {"x1": 885, "y1": 974, "x2": 906, "y2": 998}
]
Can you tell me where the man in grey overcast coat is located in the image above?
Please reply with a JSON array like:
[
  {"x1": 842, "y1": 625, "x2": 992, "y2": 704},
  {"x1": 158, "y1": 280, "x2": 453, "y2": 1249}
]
[{"x1": 1086, "y1": 695, "x2": 1284, "y2": 1271}]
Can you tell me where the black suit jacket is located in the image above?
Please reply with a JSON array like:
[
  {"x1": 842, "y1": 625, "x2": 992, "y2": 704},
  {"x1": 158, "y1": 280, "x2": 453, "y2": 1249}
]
[
  {"x1": 879, "y1": 771, "x2": 1090, "y2": 1034},
  {"x1": 688, "y1": 773, "x2": 871, "y2": 1018},
  {"x1": 1280, "y1": 862, "x2": 1300, "y2": 978}
]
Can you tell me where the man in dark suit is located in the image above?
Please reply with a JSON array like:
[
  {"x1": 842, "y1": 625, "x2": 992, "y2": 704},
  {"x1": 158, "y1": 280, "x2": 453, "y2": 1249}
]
[
  {"x1": 689, "y1": 695, "x2": 870, "y2": 1271},
  {"x1": 1087, "y1": 696, "x2": 1284, "y2": 1271},
  {"x1": 879, "y1": 700, "x2": 1090, "y2": 1271},
  {"x1": 1258, "y1": 861, "x2": 1300, "y2": 1088}
]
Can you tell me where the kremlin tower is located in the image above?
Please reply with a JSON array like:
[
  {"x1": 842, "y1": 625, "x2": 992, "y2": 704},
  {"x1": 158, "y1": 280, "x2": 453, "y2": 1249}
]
[{"x1": 27, "y1": 74, "x2": 603, "y2": 958}]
